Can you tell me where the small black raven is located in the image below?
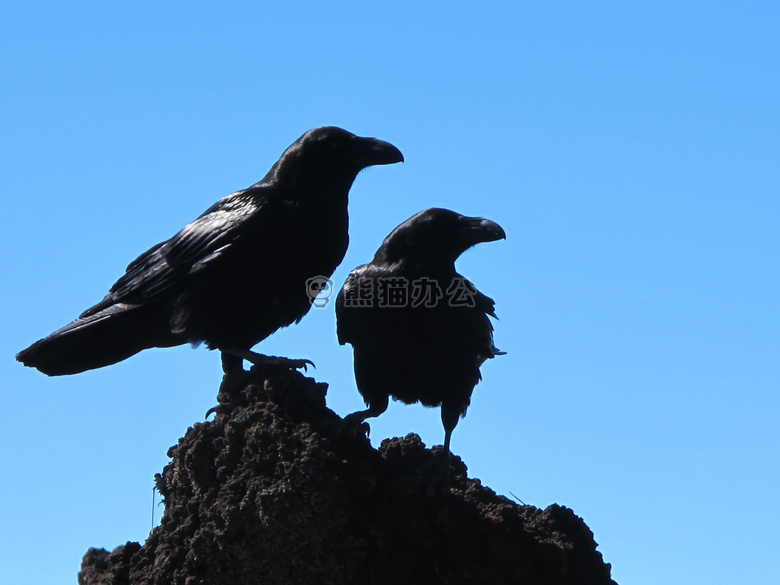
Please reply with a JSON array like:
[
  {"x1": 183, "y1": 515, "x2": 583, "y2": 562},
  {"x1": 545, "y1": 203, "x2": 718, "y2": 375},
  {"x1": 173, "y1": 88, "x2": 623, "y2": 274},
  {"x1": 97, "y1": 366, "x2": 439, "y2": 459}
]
[
  {"x1": 17, "y1": 127, "x2": 403, "y2": 376},
  {"x1": 336, "y1": 208, "x2": 505, "y2": 491}
]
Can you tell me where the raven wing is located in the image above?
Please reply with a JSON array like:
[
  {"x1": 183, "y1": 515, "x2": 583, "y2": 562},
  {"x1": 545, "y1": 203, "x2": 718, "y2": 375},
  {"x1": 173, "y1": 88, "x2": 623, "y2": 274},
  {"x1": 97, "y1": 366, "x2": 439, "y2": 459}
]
[
  {"x1": 335, "y1": 264, "x2": 371, "y2": 345},
  {"x1": 471, "y1": 287, "x2": 505, "y2": 361},
  {"x1": 81, "y1": 188, "x2": 276, "y2": 318}
]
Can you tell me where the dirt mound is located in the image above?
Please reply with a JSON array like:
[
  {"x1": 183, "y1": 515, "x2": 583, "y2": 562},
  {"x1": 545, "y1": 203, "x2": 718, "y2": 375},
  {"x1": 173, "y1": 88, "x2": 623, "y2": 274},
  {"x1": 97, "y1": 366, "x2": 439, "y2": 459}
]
[{"x1": 78, "y1": 367, "x2": 616, "y2": 585}]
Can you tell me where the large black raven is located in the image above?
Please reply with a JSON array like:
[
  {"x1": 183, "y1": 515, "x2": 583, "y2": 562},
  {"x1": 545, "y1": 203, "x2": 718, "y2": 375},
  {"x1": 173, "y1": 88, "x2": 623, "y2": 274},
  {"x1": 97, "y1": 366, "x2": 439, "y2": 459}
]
[
  {"x1": 336, "y1": 207, "x2": 505, "y2": 491},
  {"x1": 17, "y1": 126, "x2": 403, "y2": 376}
]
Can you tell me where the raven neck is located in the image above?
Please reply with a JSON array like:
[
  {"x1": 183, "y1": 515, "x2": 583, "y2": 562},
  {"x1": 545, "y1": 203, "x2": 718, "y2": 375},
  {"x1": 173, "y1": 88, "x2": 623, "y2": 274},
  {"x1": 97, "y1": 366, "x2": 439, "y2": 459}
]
[{"x1": 380, "y1": 256, "x2": 457, "y2": 279}]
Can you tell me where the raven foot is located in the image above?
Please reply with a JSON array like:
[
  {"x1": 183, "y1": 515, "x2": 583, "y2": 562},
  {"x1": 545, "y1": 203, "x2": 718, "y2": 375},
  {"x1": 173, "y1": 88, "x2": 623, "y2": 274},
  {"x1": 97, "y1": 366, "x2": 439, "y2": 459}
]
[
  {"x1": 222, "y1": 348, "x2": 315, "y2": 372},
  {"x1": 338, "y1": 411, "x2": 372, "y2": 439},
  {"x1": 205, "y1": 404, "x2": 227, "y2": 419}
]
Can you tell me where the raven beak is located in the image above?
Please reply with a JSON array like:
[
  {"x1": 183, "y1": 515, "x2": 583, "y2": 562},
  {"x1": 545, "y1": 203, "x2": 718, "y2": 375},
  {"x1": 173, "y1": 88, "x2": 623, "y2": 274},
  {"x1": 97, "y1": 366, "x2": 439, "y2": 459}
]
[
  {"x1": 353, "y1": 136, "x2": 404, "y2": 167},
  {"x1": 461, "y1": 217, "x2": 506, "y2": 245}
]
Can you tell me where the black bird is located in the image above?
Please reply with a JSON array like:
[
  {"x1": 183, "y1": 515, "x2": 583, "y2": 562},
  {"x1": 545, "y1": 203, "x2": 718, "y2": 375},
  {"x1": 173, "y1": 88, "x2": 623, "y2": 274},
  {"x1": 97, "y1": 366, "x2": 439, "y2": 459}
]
[
  {"x1": 17, "y1": 126, "x2": 403, "y2": 376},
  {"x1": 336, "y1": 208, "x2": 505, "y2": 491}
]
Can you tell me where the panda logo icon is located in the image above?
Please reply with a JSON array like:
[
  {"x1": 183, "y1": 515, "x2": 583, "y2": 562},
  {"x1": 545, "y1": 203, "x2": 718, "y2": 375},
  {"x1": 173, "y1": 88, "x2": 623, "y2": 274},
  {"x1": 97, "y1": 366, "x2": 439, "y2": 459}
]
[{"x1": 305, "y1": 276, "x2": 334, "y2": 308}]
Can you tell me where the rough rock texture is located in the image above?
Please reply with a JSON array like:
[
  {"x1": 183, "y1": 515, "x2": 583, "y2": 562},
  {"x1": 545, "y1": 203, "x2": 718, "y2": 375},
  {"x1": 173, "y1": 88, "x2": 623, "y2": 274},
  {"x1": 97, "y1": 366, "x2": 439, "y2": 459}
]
[{"x1": 78, "y1": 367, "x2": 616, "y2": 585}]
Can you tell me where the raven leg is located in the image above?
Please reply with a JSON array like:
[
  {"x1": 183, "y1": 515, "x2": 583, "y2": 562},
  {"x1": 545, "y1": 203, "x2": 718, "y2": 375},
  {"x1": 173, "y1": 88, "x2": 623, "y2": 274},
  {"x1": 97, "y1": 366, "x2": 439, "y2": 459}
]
[
  {"x1": 341, "y1": 394, "x2": 389, "y2": 437},
  {"x1": 220, "y1": 348, "x2": 314, "y2": 373},
  {"x1": 221, "y1": 351, "x2": 244, "y2": 373},
  {"x1": 426, "y1": 403, "x2": 461, "y2": 496}
]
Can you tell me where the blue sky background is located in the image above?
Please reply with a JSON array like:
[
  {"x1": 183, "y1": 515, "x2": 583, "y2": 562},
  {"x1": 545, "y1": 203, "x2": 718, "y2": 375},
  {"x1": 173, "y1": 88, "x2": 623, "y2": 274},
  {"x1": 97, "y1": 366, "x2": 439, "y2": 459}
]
[{"x1": 2, "y1": 2, "x2": 778, "y2": 584}]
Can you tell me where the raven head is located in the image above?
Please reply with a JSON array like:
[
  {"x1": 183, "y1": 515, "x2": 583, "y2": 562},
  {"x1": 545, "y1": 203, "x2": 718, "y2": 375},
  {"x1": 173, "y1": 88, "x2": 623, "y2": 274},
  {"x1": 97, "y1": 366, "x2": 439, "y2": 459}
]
[
  {"x1": 268, "y1": 126, "x2": 403, "y2": 192},
  {"x1": 376, "y1": 208, "x2": 506, "y2": 266}
]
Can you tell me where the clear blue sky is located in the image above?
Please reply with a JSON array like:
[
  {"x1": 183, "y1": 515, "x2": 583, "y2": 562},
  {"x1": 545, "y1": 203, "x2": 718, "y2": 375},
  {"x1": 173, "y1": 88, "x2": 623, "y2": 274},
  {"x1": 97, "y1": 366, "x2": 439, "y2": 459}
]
[{"x1": 2, "y1": 2, "x2": 778, "y2": 584}]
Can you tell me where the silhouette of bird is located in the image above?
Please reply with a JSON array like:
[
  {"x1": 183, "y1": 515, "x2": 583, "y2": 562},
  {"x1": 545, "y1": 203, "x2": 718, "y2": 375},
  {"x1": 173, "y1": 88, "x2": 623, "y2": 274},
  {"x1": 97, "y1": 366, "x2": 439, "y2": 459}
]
[
  {"x1": 336, "y1": 208, "x2": 505, "y2": 492},
  {"x1": 17, "y1": 126, "x2": 403, "y2": 375}
]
